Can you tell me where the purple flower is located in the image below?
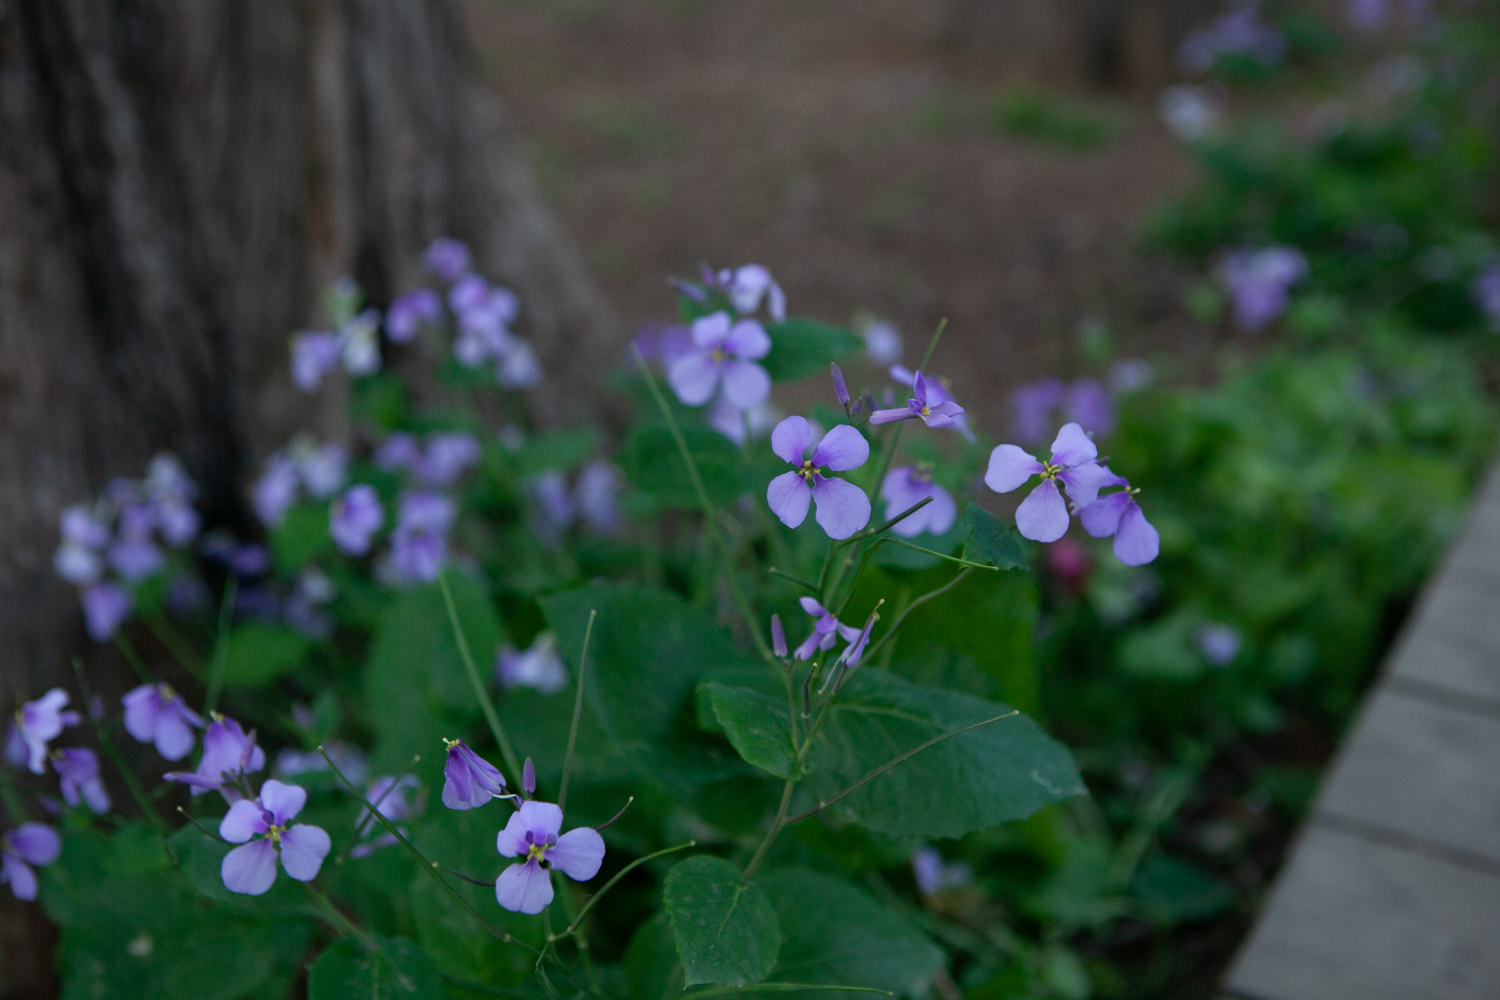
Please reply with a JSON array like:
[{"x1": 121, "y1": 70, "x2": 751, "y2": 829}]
[
  {"x1": 425, "y1": 238, "x2": 472, "y2": 283},
  {"x1": 1473, "y1": 265, "x2": 1500, "y2": 332},
  {"x1": 1, "y1": 823, "x2": 60, "y2": 901},
  {"x1": 496, "y1": 338, "x2": 542, "y2": 389},
  {"x1": 1108, "y1": 359, "x2": 1154, "y2": 393},
  {"x1": 219, "y1": 780, "x2": 331, "y2": 896},
  {"x1": 145, "y1": 455, "x2": 199, "y2": 546},
  {"x1": 634, "y1": 323, "x2": 695, "y2": 368},
  {"x1": 522, "y1": 757, "x2": 536, "y2": 797},
  {"x1": 166, "y1": 715, "x2": 266, "y2": 799},
  {"x1": 527, "y1": 472, "x2": 576, "y2": 541},
  {"x1": 494, "y1": 800, "x2": 605, "y2": 914},
  {"x1": 1010, "y1": 378, "x2": 1066, "y2": 445},
  {"x1": 54, "y1": 506, "x2": 110, "y2": 585},
  {"x1": 352, "y1": 774, "x2": 422, "y2": 857},
  {"x1": 108, "y1": 504, "x2": 163, "y2": 582},
  {"x1": 375, "y1": 433, "x2": 422, "y2": 472},
  {"x1": 667, "y1": 312, "x2": 772, "y2": 409},
  {"x1": 339, "y1": 310, "x2": 382, "y2": 376},
  {"x1": 1179, "y1": 6, "x2": 1286, "y2": 74},
  {"x1": 121, "y1": 683, "x2": 204, "y2": 761},
  {"x1": 1077, "y1": 469, "x2": 1160, "y2": 566},
  {"x1": 80, "y1": 582, "x2": 132, "y2": 642},
  {"x1": 911, "y1": 846, "x2": 974, "y2": 896},
  {"x1": 1217, "y1": 247, "x2": 1307, "y2": 331},
  {"x1": 496, "y1": 633, "x2": 568, "y2": 695},
  {"x1": 386, "y1": 288, "x2": 442, "y2": 342},
  {"x1": 766, "y1": 417, "x2": 872, "y2": 540},
  {"x1": 830, "y1": 363, "x2": 850, "y2": 408},
  {"x1": 869, "y1": 369, "x2": 966, "y2": 429},
  {"x1": 53, "y1": 748, "x2": 110, "y2": 814},
  {"x1": 716, "y1": 264, "x2": 786, "y2": 322},
  {"x1": 387, "y1": 492, "x2": 455, "y2": 583},
  {"x1": 14, "y1": 689, "x2": 80, "y2": 775},
  {"x1": 1196, "y1": 623, "x2": 1242, "y2": 666},
  {"x1": 330, "y1": 485, "x2": 384, "y2": 556},
  {"x1": 416, "y1": 433, "x2": 481, "y2": 487},
  {"x1": 285, "y1": 570, "x2": 336, "y2": 640},
  {"x1": 880, "y1": 466, "x2": 958, "y2": 538},
  {"x1": 295, "y1": 441, "x2": 348, "y2": 500},
  {"x1": 253, "y1": 455, "x2": 301, "y2": 527},
  {"x1": 291, "y1": 331, "x2": 342, "y2": 392},
  {"x1": 576, "y1": 462, "x2": 622, "y2": 534},
  {"x1": 441, "y1": 739, "x2": 507, "y2": 810},
  {"x1": 862, "y1": 320, "x2": 902, "y2": 365},
  {"x1": 838, "y1": 608, "x2": 878, "y2": 668},
  {"x1": 985, "y1": 423, "x2": 1111, "y2": 543},
  {"x1": 792, "y1": 596, "x2": 861, "y2": 661},
  {"x1": 1065, "y1": 379, "x2": 1115, "y2": 439},
  {"x1": 60, "y1": 505, "x2": 110, "y2": 549}
]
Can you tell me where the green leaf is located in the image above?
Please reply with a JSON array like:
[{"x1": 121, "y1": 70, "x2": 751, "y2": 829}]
[
  {"x1": 507, "y1": 426, "x2": 603, "y2": 477},
  {"x1": 621, "y1": 420, "x2": 747, "y2": 509},
  {"x1": 762, "y1": 320, "x2": 862, "y2": 382},
  {"x1": 307, "y1": 937, "x2": 443, "y2": 999},
  {"x1": 625, "y1": 913, "x2": 684, "y2": 1000},
  {"x1": 217, "y1": 623, "x2": 312, "y2": 688},
  {"x1": 961, "y1": 503, "x2": 1028, "y2": 571},
  {"x1": 806, "y1": 669, "x2": 1084, "y2": 839},
  {"x1": 749, "y1": 867, "x2": 944, "y2": 998},
  {"x1": 664, "y1": 856, "x2": 781, "y2": 987},
  {"x1": 1130, "y1": 854, "x2": 1237, "y2": 923},
  {"x1": 268, "y1": 503, "x2": 334, "y2": 570},
  {"x1": 703, "y1": 683, "x2": 800, "y2": 779}
]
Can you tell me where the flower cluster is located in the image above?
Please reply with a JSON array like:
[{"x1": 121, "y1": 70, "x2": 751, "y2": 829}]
[
  {"x1": 524, "y1": 461, "x2": 623, "y2": 541},
  {"x1": 291, "y1": 277, "x2": 382, "y2": 391},
  {"x1": 254, "y1": 437, "x2": 349, "y2": 527},
  {"x1": 1178, "y1": 4, "x2": 1286, "y2": 75},
  {"x1": 1217, "y1": 246, "x2": 1308, "y2": 331},
  {"x1": 376, "y1": 431, "x2": 482, "y2": 487},
  {"x1": 5, "y1": 689, "x2": 111, "y2": 818},
  {"x1": 1010, "y1": 376, "x2": 1116, "y2": 445}
]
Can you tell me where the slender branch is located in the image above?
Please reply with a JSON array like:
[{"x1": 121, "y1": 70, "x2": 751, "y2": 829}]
[
  {"x1": 854, "y1": 496, "x2": 934, "y2": 542},
  {"x1": 112, "y1": 635, "x2": 156, "y2": 685},
  {"x1": 304, "y1": 882, "x2": 377, "y2": 949},
  {"x1": 204, "y1": 578, "x2": 238, "y2": 714},
  {"x1": 438, "y1": 571, "x2": 523, "y2": 781},
  {"x1": 767, "y1": 566, "x2": 819, "y2": 593},
  {"x1": 786, "y1": 710, "x2": 1018, "y2": 824},
  {"x1": 558, "y1": 839, "x2": 697, "y2": 938},
  {"x1": 741, "y1": 779, "x2": 795, "y2": 880},
  {"x1": 557, "y1": 609, "x2": 596, "y2": 813},
  {"x1": 862, "y1": 567, "x2": 973, "y2": 664},
  {"x1": 71, "y1": 657, "x2": 167, "y2": 833},
  {"x1": 442, "y1": 867, "x2": 498, "y2": 887},
  {"x1": 145, "y1": 617, "x2": 207, "y2": 681},
  {"x1": 886, "y1": 538, "x2": 999, "y2": 570},
  {"x1": 335, "y1": 753, "x2": 422, "y2": 865}
]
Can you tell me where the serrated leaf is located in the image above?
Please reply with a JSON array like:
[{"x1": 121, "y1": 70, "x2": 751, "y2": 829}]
[
  {"x1": 664, "y1": 856, "x2": 781, "y2": 987},
  {"x1": 806, "y1": 669, "x2": 1084, "y2": 838},
  {"x1": 762, "y1": 320, "x2": 862, "y2": 382},
  {"x1": 217, "y1": 623, "x2": 312, "y2": 688},
  {"x1": 703, "y1": 683, "x2": 799, "y2": 779},
  {"x1": 961, "y1": 503, "x2": 1028, "y2": 571},
  {"x1": 307, "y1": 937, "x2": 442, "y2": 999}
]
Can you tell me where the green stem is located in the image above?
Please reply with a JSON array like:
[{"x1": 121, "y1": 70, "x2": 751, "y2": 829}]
[
  {"x1": 144, "y1": 618, "x2": 205, "y2": 681},
  {"x1": 862, "y1": 567, "x2": 974, "y2": 664},
  {"x1": 437, "y1": 571, "x2": 523, "y2": 781},
  {"x1": 204, "y1": 578, "x2": 238, "y2": 715},
  {"x1": 557, "y1": 609, "x2": 597, "y2": 813},
  {"x1": 785, "y1": 710, "x2": 1018, "y2": 824},
  {"x1": 767, "y1": 566, "x2": 819, "y2": 593},
  {"x1": 886, "y1": 538, "x2": 999, "y2": 570},
  {"x1": 335, "y1": 753, "x2": 422, "y2": 865},
  {"x1": 71, "y1": 657, "x2": 168, "y2": 833},
  {"x1": 558, "y1": 839, "x2": 697, "y2": 938},
  {"x1": 633, "y1": 347, "x2": 771, "y2": 661},
  {"x1": 741, "y1": 780, "x2": 795, "y2": 880},
  {"x1": 304, "y1": 882, "x2": 377, "y2": 949},
  {"x1": 112, "y1": 636, "x2": 156, "y2": 685}
]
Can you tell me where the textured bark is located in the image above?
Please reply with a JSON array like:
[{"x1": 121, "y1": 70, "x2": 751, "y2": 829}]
[{"x1": 0, "y1": 2, "x2": 614, "y2": 993}]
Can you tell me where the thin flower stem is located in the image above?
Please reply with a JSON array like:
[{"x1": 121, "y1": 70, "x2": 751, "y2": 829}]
[
  {"x1": 683, "y1": 985, "x2": 893, "y2": 998},
  {"x1": 442, "y1": 867, "x2": 497, "y2": 887},
  {"x1": 204, "y1": 578, "x2": 238, "y2": 715},
  {"x1": 632, "y1": 347, "x2": 772, "y2": 662},
  {"x1": 594, "y1": 795, "x2": 634, "y2": 832},
  {"x1": 813, "y1": 538, "x2": 837, "y2": 595},
  {"x1": 886, "y1": 538, "x2": 999, "y2": 570},
  {"x1": 316, "y1": 744, "x2": 536, "y2": 954},
  {"x1": 918, "y1": 316, "x2": 948, "y2": 370},
  {"x1": 823, "y1": 498, "x2": 936, "y2": 615},
  {"x1": 785, "y1": 710, "x2": 1019, "y2": 824},
  {"x1": 557, "y1": 608, "x2": 596, "y2": 814},
  {"x1": 71, "y1": 657, "x2": 168, "y2": 833},
  {"x1": 112, "y1": 635, "x2": 156, "y2": 685},
  {"x1": 741, "y1": 779, "x2": 795, "y2": 881},
  {"x1": 767, "y1": 566, "x2": 819, "y2": 593},
  {"x1": 143, "y1": 618, "x2": 206, "y2": 681},
  {"x1": 175, "y1": 807, "x2": 227, "y2": 842},
  {"x1": 862, "y1": 567, "x2": 974, "y2": 664},
  {"x1": 334, "y1": 753, "x2": 422, "y2": 865},
  {"x1": 303, "y1": 882, "x2": 378, "y2": 949},
  {"x1": 557, "y1": 839, "x2": 696, "y2": 938},
  {"x1": 853, "y1": 496, "x2": 934, "y2": 542},
  {"x1": 437, "y1": 571, "x2": 523, "y2": 781}
]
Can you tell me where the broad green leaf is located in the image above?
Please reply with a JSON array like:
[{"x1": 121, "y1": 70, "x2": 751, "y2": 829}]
[
  {"x1": 806, "y1": 669, "x2": 1084, "y2": 838},
  {"x1": 749, "y1": 867, "x2": 944, "y2": 998},
  {"x1": 664, "y1": 855, "x2": 781, "y2": 987},
  {"x1": 703, "y1": 683, "x2": 799, "y2": 779},
  {"x1": 217, "y1": 623, "x2": 311, "y2": 688},
  {"x1": 307, "y1": 937, "x2": 442, "y2": 999},
  {"x1": 1130, "y1": 854, "x2": 1237, "y2": 923},
  {"x1": 269, "y1": 503, "x2": 334, "y2": 570},
  {"x1": 961, "y1": 503, "x2": 1028, "y2": 571},
  {"x1": 762, "y1": 320, "x2": 862, "y2": 382},
  {"x1": 620, "y1": 420, "x2": 746, "y2": 509}
]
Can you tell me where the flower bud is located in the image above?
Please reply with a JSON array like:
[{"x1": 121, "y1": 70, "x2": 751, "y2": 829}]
[
  {"x1": 770, "y1": 614, "x2": 787, "y2": 658},
  {"x1": 830, "y1": 363, "x2": 850, "y2": 408},
  {"x1": 522, "y1": 756, "x2": 536, "y2": 797}
]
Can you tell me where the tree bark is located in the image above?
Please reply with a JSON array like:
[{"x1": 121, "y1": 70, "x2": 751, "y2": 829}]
[{"x1": 0, "y1": 2, "x2": 614, "y2": 993}]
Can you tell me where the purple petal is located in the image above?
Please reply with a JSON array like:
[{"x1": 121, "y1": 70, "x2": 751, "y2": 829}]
[
  {"x1": 442, "y1": 752, "x2": 478, "y2": 810},
  {"x1": 811, "y1": 477, "x2": 871, "y2": 540},
  {"x1": 258, "y1": 780, "x2": 307, "y2": 825},
  {"x1": 689, "y1": 312, "x2": 732, "y2": 350},
  {"x1": 1078, "y1": 493, "x2": 1130, "y2": 538},
  {"x1": 912, "y1": 370, "x2": 930, "y2": 406},
  {"x1": 8, "y1": 823, "x2": 60, "y2": 866},
  {"x1": 770, "y1": 416, "x2": 812, "y2": 466},
  {"x1": 798, "y1": 596, "x2": 829, "y2": 617},
  {"x1": 548, "y1": 827, "x2": 605, "y2": 881},
  {"x1": 811, "y1": 425, "x2": 869, "y2": 472},
  {"x1": 278, "y1": 824, "x2": 331, "y2": 881},
  {"x1": 220, "y1": 799, "x2": 268, "y2": 843},
  {"x1": 770, "y1": 615, "x2": 787, "y2": 657},
  {"x1": 667, "y1": 352, "x2": 720, "y2": 407},
  {"x1": 867, "y1": 408, "x2": 912, "y2": 425},
  {"x1": 916, "y1": 488, "x2": 958, "y2": 537},
  {"x1": 222, "y1": 840, "x2": 278, "y2": 896},
  {"x1": 495, "y1": 808, "x2": 532, "y2": 858},
  {"x1": 792, "y1": 631, "x2": 824, "y2": 661},
  {"x1": 516, "y1": 800, "x2": 564, "y2": 842},
  {"x1": 496, "y1": 858, "x2": 554, "y2": 914},
  {"x1": 723, "y1": 319, "x2": 771, "y2": 360},
  {"x1": 1015, "y1": 480, "x2": 1070, "y2": 543},
  {"x1": 1113, "y1": 504, "x2": 1160, "y2": 566},
  {"x1": 121, "y1": 686, "x2": 159, "y2": 744},
  {"x1": 720, "y1": 360, "x2": 771, "y2": 409},
  {"x1": 1058, "y1": 462, "x2": 1111, "y2": 509},
  {"x1": 925, "y1": 400, "x2": 965, "y2": 424},
  {"x1": 3, "y1": 857, "x2": 38, "y2": 900},
  {"x1": 154, "y1": 712, "x2": 196, "y2": 762},
  {"x1": 767, "y1": 471, "x2": 812, "y2": 529},
  {"x1": 1048, "y1": 422, "x2": 1098, "y2": 467},
  {"x1": 984, "y1": 445, "x2": 1044, "y2": 494}
]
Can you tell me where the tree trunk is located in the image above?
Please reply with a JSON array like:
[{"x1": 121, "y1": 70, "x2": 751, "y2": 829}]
[{"x1": 0, "y1": 1, "x2": 614, "y2": 993}]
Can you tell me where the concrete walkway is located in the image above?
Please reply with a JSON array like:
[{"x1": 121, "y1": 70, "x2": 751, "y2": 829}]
[{"x1": 1223, "y1": 464, "x2": 1500, "y2": 1000}]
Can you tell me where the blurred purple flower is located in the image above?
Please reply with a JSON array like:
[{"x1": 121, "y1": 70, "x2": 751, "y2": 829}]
[
  {"x1": 861, "y1": 320, "x2": 902, "y2": 365},
  {"x1": 716, "y1": 264, "x2": 786, "y2": 322},
  {"x1": 1473, "y1": 265, "x2": 1500, "y2": 332},
  {"x1": 1, "y1": 823, "x2": 60, "y2": 901},
  {"x1": 1196, "y1": 622, "x2": 1243, "y2": 665},
  {"x1": 766, "y1": 417, "x2": 871, "y2": 540},
  {"x1": 1179, "y1": 6, "x2": 1286, "y2": 74},
  {"x1": 387, "y1": 491, "x2": 455, "y2": 583},
  {"x1": 122, "y1": 682, "x2": 204, "y2": 761},
  {"x1": 911, "y1": 846, "x2": 975, "y2": 896},
  {"x1": 1010, "y1": 378, "x2": 1066, "y2": 445},
  {"x1": 330, "y1": 484, "x2": 384, "y2": 556},
  {"x1": 880, "y1": 465, "x2": 957, "y2": 538},
  {"x1": 424, "y1": 238, "x2": 472, "y2": 283},
  {"x1": 527, "y1": 472, "x2": 576, "y2": 541},
  {"x1": 53, "y1": 748, "x2": 110, "y2": 814},
  {"x1": 107, "y1": 504, "x2": 163, "y2": 582},
  {"x1": 494, "y1": 800, "x2": 604, "y2": 914},
  {"x1": 496, "y1": 633, "x2": 569, "y2": 695},
  {"x1": 14, "y1": 690, "x2": 80, "y2": 775},
  {"x1": 385, "y1": 288, "x2": 442, "y2": 342},
  {"x1": 416, "y1": 432, "x2": 482, "y2": 487},
  {"x1": 1065, "y1": 378, "x2": 1115, "y2": 438},
  {"x1": 376, "y1": 432, "x2": 422, "y2": 472},
  {"x1": 294, "y1": 441, "x2": 348, "y2": 500},
  {"x1": 352, "y1": 774, "x2": 423, "y2": 857},
  {"x1": 1217, "y1": 247, "x2": 1307, "y2": 331},
  {"x1": 80, "y1": 582, "x2": 132, "y2": 642},
  {"x1": 667, "y1": 312, "x2": 772, "y2": 409},
  {"x1": 253, "y1": 455, "x2": 300, "y2": 527},
  {"x1": 576, "y1": 462, "x2": 622, "y2": 534},
  {"x1": 291, "y1": 331, "x2": 342, "y2": 392}
]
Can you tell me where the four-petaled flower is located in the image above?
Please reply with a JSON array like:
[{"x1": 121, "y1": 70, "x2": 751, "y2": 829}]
[
  {"x1": 442, "y1": 739, "x2": 508, "y2": 810},
  {"x1": 220, "y1": 780, "x2": 331, "y2": 896},
  {"x1": 766, "y1": 417, "x2": 871, "y2": 540},
  {"x1": 14, "y1": 689, "x2": 80, "y2": 775},
  {"x1": 984, "y1": 423, "x2": 1111, "y2": 543},
  {"x1": 53, "y1": 748, "x2": 111, "y2": 814},
  {"x1": 165, "y1": 714, "x2": 266, "y2": 798},
  {"x1": 667, "y1": 312, "x2": 772, "y2": 409},
  {"x1": 792, "y1": 597, "x2": 861, "y2": 661},
  {"x1": 330, "y1": 485, "x2": 384, "y2": 556},
  {"x1": 1077, "y1": 468, "x2": 1160, "y2": 566},
  {"x1": 870, "y1": 370, "x2": 965, "y2": 429},
  {"x1": 494, "y1": 800, "x2": 605, "y2": 914},
  {"x1": 122, "y1": 682, "x2": 204, "y2": 761},
  {"x1": 1, "y1": 823, "x2": 60, "y2": 901},
  {"x1": 880, "y1": 465, "x2": 957, "y2": 538}
]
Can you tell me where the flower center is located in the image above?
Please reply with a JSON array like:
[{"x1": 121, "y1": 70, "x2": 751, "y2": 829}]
[
  {"x1": 798, "y1": 459, "x2": 818, "y2": 485},
  {"x1": 920, "y1": 404, "x2": 931, "y2": 416},
  {"x1": 268, "y1": 823, "x2": 286, "y2": 844},
  {"x1": 526, "y1": 842, "x2": 548, "y2": 863},
  {"x1": 710, "y1": 346, "x2": 727, "y2": 363},
  {"x1": 1040, "y1": 462, "x2": 1063, "y2": 481},
  {"x1": 161, "y1": 684, "x2": 178, "y2": 702},
  {"x1": 442, "y1": 737, "x2": 462, "y2": 751}
]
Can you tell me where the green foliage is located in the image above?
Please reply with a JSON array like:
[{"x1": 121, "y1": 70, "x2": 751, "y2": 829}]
[
  {"x1": 217, "y1": 623, "x2": 312, "y2": 688},
  {"x1": 621, "y1": 420, "x2": 748, "y2": 509},
  {"x1": 761, "y1": 320, "x2": 863, "y2": 382},
  {"x1": 663, "y1": 855, "x2": 781, "y2": 987},
  {"x1": 307, "y1": 937, "x2": 443, "y2": 999},
  {"x1": 702, "y1": 682, "x2": 800, "y2": 779},
  {"x1": 987, "y1": 86, "x2": 1116, "y2": 150}
]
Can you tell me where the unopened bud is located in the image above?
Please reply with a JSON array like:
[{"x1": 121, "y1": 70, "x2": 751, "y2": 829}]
[
  {"x1": 770, "y1": 614, "x2": 788, "y2": 658},
  {"x1": 830, "y1": 363, "x2": 850, "y2": 408},
  {"x1": 522, "y1": 756, "x2": 536, "y2": 797}
]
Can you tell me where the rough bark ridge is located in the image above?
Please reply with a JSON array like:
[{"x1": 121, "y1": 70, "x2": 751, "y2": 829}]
[{"x1": 0, "y1": 3, "x2": 614, "y2": 992}]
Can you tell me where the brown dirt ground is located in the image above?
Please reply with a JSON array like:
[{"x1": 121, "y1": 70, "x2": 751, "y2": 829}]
[{"x1": 461, "y1": 0, "x2": 1213, "y2": 411}]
